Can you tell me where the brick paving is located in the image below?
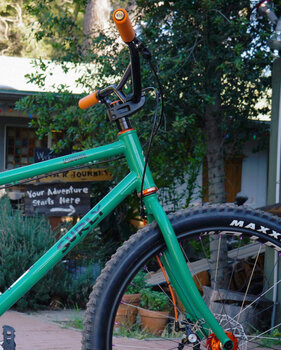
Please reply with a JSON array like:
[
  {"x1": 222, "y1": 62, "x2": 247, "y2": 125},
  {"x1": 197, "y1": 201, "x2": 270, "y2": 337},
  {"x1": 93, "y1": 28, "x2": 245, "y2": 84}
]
[
  {"x1": 0, "y1": 311, "x2": 82, "y2": 350},
  {"x1": 0, "y1": 310, "x2": 176, "y2": 349},
  {"x1": 0, "y1": 310, "x2": 275, "y2": 349}
]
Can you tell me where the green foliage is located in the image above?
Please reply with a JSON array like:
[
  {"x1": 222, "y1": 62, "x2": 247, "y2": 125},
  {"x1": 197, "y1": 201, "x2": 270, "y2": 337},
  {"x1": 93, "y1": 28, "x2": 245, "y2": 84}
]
[
  {"x1": 24, "y1": 0, "x2": 85, "y2": 60},
  {"x1": 17, "y1": 0, "x2": 274, "y2": 207},
  {"x1": 134, "y1": 0, "x2": 272, "y2": 204},
  {"x1": 16, "y1": 0, "x2": 274, "y2": 207},
  {"x1": 0, "y1": 0, "x2": 54, "y2": 57},
  {"x1": 134, "y1": 0, "x2": 271, "y2": 153},
  {"x1": 16, "y1": 40, "x2": 204, "y2": 211},
  {"x1": 126, "y1": 271, "x2": 146, "y2": 294},
  {"x1": 0, "y1": 196, "x2": 102, "y2": 310},
  {"x1": 140, "y1": 288, "x2": 170, "y2": 311},
  {"x1": 65, "y1": 265, "x2": 97, "y2": 309},
  {"x1": 16, "y1": 91, "x2": 88, "y2": 151},
  {"x1": 0, "y1": 196, "x2": 71, "y2": 310}
]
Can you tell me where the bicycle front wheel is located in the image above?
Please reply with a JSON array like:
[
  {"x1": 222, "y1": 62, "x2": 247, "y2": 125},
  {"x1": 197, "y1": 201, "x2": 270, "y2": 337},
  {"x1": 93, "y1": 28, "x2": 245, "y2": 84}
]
[{"x1": 82, "y1": 204, "x2": 281, "y2": 350}]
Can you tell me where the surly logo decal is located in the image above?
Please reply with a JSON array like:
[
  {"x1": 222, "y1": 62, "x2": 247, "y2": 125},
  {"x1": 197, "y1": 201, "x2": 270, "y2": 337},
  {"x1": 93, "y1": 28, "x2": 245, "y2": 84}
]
[{"x1": 229, "y1": 220, "x2": 281, "y2": 251}]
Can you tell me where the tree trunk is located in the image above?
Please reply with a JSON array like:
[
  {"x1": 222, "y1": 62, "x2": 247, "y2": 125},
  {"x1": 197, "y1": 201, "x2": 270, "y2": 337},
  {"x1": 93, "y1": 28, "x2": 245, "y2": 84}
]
[
  {"x1": 209, "y1": 234, "x2": 230, "y2": 289},
  {"x1": 203, "y1": 104, "x2": 225, "y2": 204},
  {"x1": 82, "y1": 0, "x2": 110, "y2": 56},
  {"x1": 203, "y1": 100, "x2": 229, "y2": 289}
]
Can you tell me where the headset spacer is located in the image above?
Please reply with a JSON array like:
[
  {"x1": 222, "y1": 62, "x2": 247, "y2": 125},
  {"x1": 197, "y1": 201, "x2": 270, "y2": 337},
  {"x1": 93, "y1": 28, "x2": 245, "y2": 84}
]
[{"x1": 138, "y1": 186, "x2": 158, "y2": 198}]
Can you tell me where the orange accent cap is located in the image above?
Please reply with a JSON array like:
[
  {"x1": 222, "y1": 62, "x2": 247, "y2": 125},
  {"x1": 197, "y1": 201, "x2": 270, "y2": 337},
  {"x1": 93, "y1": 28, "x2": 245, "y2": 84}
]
[
  {"x1": 138, "y1": 187, "x2": 158, "y2": 198},
  {"x1": 117, "y1": 128, "x2": 135, "y2": 136},
  {"x1": 113, "y1": 9, "x2": 135, "y2": 43}
]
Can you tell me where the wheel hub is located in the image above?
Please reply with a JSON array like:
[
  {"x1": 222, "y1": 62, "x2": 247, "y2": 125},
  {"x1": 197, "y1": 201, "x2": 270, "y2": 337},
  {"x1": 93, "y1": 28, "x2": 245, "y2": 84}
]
[{"x1": 206, "y1": 331, "x2": 238, "y2": 350}]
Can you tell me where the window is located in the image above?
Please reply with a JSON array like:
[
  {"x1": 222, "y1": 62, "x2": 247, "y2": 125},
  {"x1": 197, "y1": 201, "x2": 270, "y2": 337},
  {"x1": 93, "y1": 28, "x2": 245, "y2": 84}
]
[{"x1": 6, "y1": 127, "x2": 47, "y2": 169}]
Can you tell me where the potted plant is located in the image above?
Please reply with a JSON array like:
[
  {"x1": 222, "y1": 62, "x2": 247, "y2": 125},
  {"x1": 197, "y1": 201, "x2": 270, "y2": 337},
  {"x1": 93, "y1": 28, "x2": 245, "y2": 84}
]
[
  {"x1": 115, "y1": 271, "x2": 146, "y2": 328},
  {"x1": 139, "y1": 288, "x2": 170, "y2": 335}
]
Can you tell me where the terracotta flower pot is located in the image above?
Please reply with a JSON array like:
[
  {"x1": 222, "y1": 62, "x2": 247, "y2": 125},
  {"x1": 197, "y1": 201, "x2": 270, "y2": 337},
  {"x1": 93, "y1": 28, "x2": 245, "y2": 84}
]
[
  {"x1": 115, "y1": 293, "x2": 141, "y2": 327},
  {"x1": 139, "y1": 308, "x2": 169, "y2": 335}
]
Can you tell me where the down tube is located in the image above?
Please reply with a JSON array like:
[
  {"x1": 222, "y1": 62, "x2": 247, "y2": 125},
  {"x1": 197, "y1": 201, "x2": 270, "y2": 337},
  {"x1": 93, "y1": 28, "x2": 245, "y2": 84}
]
[{"x1": 0, "y1": 172, "x2": 138, "y2": 316}]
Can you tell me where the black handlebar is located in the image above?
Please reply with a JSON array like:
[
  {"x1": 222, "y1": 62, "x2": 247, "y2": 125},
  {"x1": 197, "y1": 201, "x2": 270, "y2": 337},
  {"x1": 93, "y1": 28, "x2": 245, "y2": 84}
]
[
  {"x1": 98, "y1": 38, "x2": 150, "y2": 107},
  {"x1": 128, "y1": 41, "x2": 142, "y2": 103}
]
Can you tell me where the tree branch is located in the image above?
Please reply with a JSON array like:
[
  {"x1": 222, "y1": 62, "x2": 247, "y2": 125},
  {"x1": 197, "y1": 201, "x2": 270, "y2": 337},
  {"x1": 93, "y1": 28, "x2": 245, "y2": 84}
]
[{"x1": 0, "y1": 16, "x2": 9, "y2": 41}]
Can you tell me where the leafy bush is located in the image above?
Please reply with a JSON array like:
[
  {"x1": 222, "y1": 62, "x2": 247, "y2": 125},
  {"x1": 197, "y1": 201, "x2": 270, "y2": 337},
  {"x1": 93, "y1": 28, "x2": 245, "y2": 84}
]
[
  {"x1": 65, "y1": 263, "x2": 101, "y2": 309},
  {"x1": 126, "y1": 271, "x2": 146, "y2": 294},
  {"x1": 0, "y1": 193, "x2": 130, "y2": 311},
  {"x1": 140, "y1": 288, "x2": 170, "y2": 312},
  {"x1": 0, "y1": 196, "x2": 72, "y2": 310}
]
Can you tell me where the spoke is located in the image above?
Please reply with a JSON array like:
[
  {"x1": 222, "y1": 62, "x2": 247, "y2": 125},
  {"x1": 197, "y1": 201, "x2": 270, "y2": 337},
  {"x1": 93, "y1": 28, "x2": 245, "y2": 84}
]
[
  {"x1": 220, "y1": 234, "x2": 243, "y2": 338},
  {"x1": 180, "y1": 241, "x2": 203, "y2": 291},
  {"x1": 233, "y1": 278, "x2": 281, "y2": 320},
  {"x1": 247, "y1": 335, "x2": 281, "y2": 340},
  {"x1": 239, "y1": 304, "x2": 277, "y2": 336},
  {"x1": 237, "y1": 244, "x2": 262, "y2": 322},
  {"x1": 249, "y1": 322, "x2": 281, "y2": 342},
  {"x1": 246, "y1": 338, "x2": 281, "y2": 350},
  {"x1": 226, "y1": 234, "x2": 243, "y2": 292},
  {"x1": 213, "y1": 234, "x2": 222, "y2": 291},
  {"x1": 198, "y1": 234, "x2": 216, "y2": 315},
  {"x1": 199, "y1": 233, "x2": 246, "y2": 339}
]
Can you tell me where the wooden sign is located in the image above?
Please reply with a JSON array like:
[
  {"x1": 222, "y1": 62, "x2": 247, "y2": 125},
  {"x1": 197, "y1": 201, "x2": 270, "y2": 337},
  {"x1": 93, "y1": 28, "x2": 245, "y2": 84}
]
[
  {"x1": 25, "y1": 183, "x2": 91, "y2": 216},
  {"x1": 33, "y1": 148, "x2": 112, "y2": 182},
  {"x1": 34, "y1": 148, "x2": 70, "y2": 162},
  {"x1": 36, "y1": 168, "x2": 113, "y2": 183}
]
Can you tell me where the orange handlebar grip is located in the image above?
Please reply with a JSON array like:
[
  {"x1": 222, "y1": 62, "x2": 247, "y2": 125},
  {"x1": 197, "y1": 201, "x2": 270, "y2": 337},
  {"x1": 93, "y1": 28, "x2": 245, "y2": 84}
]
[
  {"x1": 78, "y1": 91, "x2": 99, "y2": 109},
  {"x1": 113, "y1": 8, "x2": 135, "y2": 43}
]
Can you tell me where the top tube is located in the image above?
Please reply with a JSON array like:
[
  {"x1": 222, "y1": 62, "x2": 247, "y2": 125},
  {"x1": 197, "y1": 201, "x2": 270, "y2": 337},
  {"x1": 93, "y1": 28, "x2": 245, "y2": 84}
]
[{"x1": 0, "y1": 140, "x2": 125, "y2": 186}]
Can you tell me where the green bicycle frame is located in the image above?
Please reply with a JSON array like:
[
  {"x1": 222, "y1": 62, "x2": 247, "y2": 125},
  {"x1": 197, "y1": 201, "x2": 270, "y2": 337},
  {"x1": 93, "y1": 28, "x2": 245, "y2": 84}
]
[{"x1": 0, "y1": 129, "x2": 231, "y2": 349}]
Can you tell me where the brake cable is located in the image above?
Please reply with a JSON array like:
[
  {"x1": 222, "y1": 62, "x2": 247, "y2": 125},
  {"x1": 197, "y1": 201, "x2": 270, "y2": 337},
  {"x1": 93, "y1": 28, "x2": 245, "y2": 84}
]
[{"x1": 139, "y1": 59, "x2": 165, "y2": 219}]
